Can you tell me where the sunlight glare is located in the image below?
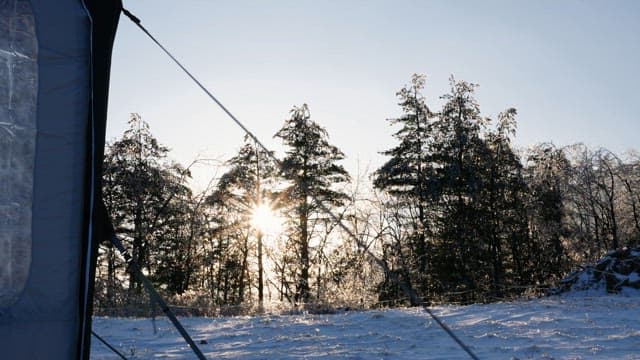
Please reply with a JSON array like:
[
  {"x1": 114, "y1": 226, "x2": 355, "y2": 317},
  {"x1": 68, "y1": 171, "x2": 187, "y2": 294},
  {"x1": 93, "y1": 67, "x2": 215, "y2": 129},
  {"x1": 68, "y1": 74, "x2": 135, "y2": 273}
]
[{"x1": 250, "y1": 202, "x2": 283, "y2": 236}]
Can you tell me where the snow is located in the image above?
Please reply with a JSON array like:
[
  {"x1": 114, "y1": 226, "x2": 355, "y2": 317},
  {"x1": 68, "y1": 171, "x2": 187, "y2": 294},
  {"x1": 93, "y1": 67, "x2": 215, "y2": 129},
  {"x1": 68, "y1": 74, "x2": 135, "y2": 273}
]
[{"x1": 91, "y1": 295, "x2": 640, "y2": 359}]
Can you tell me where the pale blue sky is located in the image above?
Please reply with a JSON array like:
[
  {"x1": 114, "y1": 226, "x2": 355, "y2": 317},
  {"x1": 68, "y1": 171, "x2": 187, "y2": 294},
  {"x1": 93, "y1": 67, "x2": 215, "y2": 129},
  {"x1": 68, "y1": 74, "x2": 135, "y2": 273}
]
[{"x1": 108, "y1": 0, "x2": 640, "y2": 190}]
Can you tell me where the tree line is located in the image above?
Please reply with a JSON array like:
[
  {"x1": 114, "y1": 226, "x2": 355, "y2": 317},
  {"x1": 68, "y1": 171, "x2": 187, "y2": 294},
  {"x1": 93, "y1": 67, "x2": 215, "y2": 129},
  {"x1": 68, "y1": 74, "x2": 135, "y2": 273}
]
[{"x1": 94, "y1": 74, "x2": 640, "y2": 314}]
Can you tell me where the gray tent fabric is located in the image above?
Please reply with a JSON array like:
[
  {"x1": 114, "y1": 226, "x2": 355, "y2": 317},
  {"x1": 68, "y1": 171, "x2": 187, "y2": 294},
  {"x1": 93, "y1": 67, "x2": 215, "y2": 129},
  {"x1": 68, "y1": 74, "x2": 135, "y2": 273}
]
[{"x1": 0, "y1": 1, "x2": 121, "y2": 358}]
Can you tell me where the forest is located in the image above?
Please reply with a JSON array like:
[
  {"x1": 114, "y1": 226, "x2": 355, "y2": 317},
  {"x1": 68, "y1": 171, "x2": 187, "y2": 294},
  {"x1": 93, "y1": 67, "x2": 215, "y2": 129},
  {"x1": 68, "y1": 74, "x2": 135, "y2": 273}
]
[{"x1": 94, "y1": 74, "x2": 640, "y2": 316}]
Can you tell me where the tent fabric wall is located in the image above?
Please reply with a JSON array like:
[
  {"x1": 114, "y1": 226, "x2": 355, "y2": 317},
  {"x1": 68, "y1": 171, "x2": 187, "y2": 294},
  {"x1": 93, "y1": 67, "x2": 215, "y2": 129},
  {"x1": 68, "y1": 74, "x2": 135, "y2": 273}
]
[
  {"x1": 78, "y1": 1, "x2": 122, "y2": 358},
  {"x1": 0, "y1": 1, "x2": 121, "y2": 358}
]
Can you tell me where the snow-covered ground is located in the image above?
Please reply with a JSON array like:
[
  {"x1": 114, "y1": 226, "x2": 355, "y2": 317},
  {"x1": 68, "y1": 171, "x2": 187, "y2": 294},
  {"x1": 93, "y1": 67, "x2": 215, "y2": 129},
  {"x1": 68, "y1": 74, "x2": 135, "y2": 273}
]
[{"x1": 91, "y1": 294, "x2": 640, "y2": 359}]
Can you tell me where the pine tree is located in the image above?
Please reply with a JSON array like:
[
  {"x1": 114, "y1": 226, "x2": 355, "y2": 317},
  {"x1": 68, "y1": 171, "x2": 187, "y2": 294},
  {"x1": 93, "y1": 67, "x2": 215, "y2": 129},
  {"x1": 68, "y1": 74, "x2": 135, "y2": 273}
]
[
  {"x1": 479, "y1": 109, "x2": 530, "y2": 296},
  {"x1": 151, "y1": 179, "x2": 203, "y2": 295},
  {"x1": 207, "y1": 136, "x2": 278, "y2": 305},
  {"x1": 275, "y1": 104, "x2": 350, "y2": 304},
  {"x1": 102, "y1": 114, "x2": 191, "y2": 302},
  {"x1": 427, "y1": 76, "x2": 489, "y2": 298},
  {"x1": 524, "y1": 144, "x2": 571, "y2": 282},
  {"x1": 373, "y1": 74, "x2": 435, "y2": 297}
]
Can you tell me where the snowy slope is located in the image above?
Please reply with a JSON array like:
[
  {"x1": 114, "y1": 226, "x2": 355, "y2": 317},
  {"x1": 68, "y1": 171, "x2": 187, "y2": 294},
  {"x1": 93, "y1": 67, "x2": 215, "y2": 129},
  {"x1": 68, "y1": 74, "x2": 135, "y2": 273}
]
[{"x1": 91, "y1": 295, "x2": 640, "y2": 359}]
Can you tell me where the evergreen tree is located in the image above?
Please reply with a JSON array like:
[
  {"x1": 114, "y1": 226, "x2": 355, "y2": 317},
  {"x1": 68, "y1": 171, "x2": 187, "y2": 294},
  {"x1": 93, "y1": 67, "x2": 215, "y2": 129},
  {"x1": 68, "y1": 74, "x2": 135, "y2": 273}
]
[
  {"x1": 102, "y1": 114, "x2": 191, "y2": 302},
  {"x1": 478, "y1": 109, "x2": 530, "y2": 296},
  {"x1": 524, "y1": 144, "x2": 571, "y2": 282},
  {"x1": 373, "y1": 74, "x2": 435, "y2": 293},
  {"x1": 275, "y1": 104, "x2": 350, "y2": 304},
  {"x1": 394, "y1": 76, "x2": 484, "y2": 300},
  {"x1": 375, "y1": 75, "x2": 533, "y2": 302},
  {"x1": 207, "y1": 136, "x2": 278, "y2": 305},
  {"x1": 151, "y1": 181, "x2": 205, "y2": 295}
]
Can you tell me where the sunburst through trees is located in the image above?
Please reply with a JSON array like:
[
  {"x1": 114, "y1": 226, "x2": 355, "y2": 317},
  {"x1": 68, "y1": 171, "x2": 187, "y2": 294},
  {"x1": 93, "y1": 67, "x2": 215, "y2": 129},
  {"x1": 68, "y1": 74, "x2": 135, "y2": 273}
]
[{"x1": 96, "y1": 74, "x2": 640, "y2": 314}]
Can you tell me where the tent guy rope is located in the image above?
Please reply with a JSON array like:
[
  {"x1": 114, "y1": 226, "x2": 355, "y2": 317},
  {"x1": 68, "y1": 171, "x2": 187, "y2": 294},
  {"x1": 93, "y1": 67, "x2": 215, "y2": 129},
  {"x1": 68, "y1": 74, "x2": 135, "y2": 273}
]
[
  {"x1": 110, "y1": 234, "x2": 208, "y2": 360},
  {"x1": 91, "y1": 330, "x2": 129, "y2": 360}
]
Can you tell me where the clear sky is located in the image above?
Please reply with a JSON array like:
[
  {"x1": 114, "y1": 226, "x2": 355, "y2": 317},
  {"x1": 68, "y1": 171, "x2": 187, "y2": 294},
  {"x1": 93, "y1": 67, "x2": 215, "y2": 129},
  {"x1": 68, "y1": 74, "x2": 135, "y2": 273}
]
[{"x1": 107, "y1": 0, "x2": 640, "y2": 190}]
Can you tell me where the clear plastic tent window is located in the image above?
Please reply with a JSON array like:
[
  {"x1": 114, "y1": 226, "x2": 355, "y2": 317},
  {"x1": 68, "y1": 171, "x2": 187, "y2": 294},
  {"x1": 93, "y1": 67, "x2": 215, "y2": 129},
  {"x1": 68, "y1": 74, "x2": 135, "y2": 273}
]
[{"x1": 0, "y1": 0, "x2": 37, "y2": 309}]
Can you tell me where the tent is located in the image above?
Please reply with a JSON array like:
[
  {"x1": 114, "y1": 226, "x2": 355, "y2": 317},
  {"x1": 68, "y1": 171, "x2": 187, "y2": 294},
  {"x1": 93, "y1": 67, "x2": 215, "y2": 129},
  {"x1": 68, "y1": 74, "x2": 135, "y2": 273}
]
[
  {"x1": 0, "y1": 0, "x2": 121, "y2": 358},
  {"x1": 0, "y1": 2, "x2": 478, "y2": 359}
]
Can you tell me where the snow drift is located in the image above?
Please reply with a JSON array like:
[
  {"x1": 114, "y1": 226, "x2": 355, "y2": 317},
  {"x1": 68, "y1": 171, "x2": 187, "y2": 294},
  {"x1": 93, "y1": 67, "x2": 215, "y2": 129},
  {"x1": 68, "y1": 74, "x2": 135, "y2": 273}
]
[{"x1": 554, "y1": 247, "x2": 640, "y2": 295}]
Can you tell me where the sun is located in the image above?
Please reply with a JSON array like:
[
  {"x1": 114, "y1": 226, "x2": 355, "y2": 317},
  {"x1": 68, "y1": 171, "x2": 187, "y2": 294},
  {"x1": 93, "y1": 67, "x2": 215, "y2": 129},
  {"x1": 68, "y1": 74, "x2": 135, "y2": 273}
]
[{"x1": 250, "y1": 201, "x2": 283, "y2": 236}]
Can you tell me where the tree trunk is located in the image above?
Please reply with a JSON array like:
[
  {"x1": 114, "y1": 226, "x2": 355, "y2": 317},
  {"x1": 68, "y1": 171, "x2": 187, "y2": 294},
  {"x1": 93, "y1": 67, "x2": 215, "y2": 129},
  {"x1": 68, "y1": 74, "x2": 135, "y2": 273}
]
[
  {"x1": 238, "y1": 234, "x2": 249, "y2": 303},
  {"x1": 299, "y1": 201, "x2": 310, "y2": 303},
  {"x1": 106, "y1": 245, "x2": 116, "y2": 307},
  {"x1": 257, "y1": 231, "x2": 264, "y2": 305}
]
